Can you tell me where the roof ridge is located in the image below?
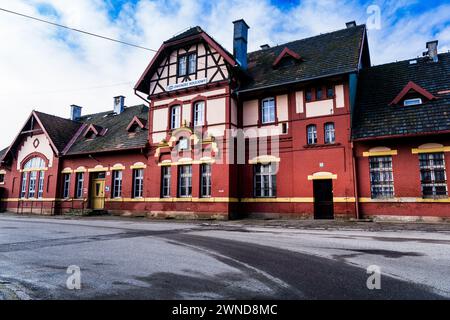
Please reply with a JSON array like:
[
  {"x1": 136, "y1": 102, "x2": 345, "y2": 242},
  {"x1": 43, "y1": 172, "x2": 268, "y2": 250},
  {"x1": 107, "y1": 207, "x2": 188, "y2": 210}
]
[
  {"x1": 80, "y1": 104, "x2": 147, "y2": 119},
  {"x1": 34, "y1": 110, "x2": 80, "y2": 123},
  {"x1": 366, "y1": 51, "x2": 450, "y2": 70},
  {"x1": 248, "y1": 24, "x2": 366, "y2": 55}
]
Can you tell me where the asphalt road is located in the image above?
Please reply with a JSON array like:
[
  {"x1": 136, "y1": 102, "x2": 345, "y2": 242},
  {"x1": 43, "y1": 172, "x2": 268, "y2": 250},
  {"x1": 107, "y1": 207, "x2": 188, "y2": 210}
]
[{"x1": 0, "y1": 215, "x2": 449, "y2": 300}]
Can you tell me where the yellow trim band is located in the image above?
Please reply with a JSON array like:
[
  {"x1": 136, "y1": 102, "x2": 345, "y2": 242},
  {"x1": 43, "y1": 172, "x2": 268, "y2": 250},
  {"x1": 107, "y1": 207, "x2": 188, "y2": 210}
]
[
  {"x1": 363, "y1": 150, "x2": 398, "y2": 157},
  {"x1": 411, "y1": 147, "x2": 450, "y2": 154},
  {"x1": 307, "y1": 174, "x2": 337, "y2": 181}
]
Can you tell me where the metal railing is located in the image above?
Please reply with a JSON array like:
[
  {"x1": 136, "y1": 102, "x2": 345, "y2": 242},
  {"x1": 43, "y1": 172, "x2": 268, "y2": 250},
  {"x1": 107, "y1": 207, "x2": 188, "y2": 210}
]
[{"x1": 16, "y1": 198, "x2": 88, "y2": 216}]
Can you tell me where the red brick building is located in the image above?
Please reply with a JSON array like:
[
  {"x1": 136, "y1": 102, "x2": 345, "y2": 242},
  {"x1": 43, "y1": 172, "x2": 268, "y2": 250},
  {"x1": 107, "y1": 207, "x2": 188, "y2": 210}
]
[{"x1": 0, "y1": 20, "x2": 448, "y2": 221}]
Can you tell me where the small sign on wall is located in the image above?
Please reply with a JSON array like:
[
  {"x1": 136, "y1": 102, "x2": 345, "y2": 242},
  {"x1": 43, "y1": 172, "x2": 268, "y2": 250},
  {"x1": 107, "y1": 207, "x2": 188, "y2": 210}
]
[
  {"x1": 167, "y1": 78, "x2": 207, "y2": 91},
  {"x1": 105, "y1": 186, "x2": 110, "y2": 192}
]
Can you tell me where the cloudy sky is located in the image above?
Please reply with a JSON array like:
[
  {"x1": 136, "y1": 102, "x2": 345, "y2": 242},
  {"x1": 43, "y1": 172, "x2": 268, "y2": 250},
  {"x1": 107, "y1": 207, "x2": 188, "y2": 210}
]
[{"x1": 1, "y1": 0, "x2": 449, "y2": 147}]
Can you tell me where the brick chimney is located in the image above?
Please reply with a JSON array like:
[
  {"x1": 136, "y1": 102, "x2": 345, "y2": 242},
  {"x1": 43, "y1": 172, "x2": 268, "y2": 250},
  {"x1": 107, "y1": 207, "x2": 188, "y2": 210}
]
[
  {"x1": 233, "y1": 19, "x2": 250, "y2": 70},
  {"x1": 114, "y1": 96, "x2": 125, "y2": 114},
  {"x1": 70, "y1": 105, "x2": 82, "y2": 121},
  {"x1": 424, "y1": 40, "x2": 439, "y2": 63}
]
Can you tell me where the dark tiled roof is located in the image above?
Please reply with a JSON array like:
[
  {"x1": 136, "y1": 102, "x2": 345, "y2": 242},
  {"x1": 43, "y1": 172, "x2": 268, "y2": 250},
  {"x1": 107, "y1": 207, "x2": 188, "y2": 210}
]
[
  {"x1": 65, "y1": 105, "x2": 149, "y2": 155},
  {"x1": 353, "y1": 53, "x2": 450, "y2": 140},
  {"x1": 34, "y1": 111, "x2": 82, "y2": 153},
  {"x1": 240, "y1": 25, "x2": 366, "y2": 91},
  {"x1": 164, "y1": 27, "x2": 203, "y2": 44},
  {"x1": 0, "y1": 147, "x2": 7, "y2": 161}
]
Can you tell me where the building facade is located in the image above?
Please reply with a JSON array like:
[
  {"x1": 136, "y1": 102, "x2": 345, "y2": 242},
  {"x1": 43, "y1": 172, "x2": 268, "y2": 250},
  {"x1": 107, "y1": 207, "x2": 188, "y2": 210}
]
[{"x1": 0, "y1": 20, "x2": 449, "y2": 221}]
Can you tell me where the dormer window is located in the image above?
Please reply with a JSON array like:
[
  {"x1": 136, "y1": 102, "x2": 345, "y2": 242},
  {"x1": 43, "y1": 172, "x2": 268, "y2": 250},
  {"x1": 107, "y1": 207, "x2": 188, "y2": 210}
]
[
  {"x1": 403, "y1": 98, "x2": 422, "y2": 106},
  {"x1": 178, "y1": 53, "x2": 197, "y2": 77}
]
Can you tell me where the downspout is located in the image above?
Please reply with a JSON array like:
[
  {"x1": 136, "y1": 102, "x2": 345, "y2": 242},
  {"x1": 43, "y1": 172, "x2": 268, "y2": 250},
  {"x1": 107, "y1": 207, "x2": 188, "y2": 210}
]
[{"x1": 351, "y1": 142, "x2": 360, "y2": 220}]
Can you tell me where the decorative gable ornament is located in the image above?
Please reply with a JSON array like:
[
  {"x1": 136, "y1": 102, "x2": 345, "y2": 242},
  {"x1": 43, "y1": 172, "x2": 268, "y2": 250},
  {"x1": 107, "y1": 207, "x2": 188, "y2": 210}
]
[
  {"x1": 389, "y1": 81, "x2": 437, "y2": 106},
  {"x1": 273, "y1": 47, "x2": 303, "y2": 68}
]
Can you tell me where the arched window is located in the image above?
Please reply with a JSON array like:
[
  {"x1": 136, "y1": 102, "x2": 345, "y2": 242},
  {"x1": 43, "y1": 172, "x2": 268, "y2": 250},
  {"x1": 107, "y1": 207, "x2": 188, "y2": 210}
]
[
  {"x1": 20, "y1": 156, "x2": 46, "y2": 199},
  {"x1": 307, "y1": 125, "x2": 317, "y2": 145},
  {"x1": 324, "y1": 123, "x2": 335, "y2": 144}
]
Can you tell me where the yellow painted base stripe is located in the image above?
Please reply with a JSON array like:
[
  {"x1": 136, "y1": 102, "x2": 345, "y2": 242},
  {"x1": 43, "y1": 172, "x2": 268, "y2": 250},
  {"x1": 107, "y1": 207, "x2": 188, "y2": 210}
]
[{"x1": 359, "y1": 197, "x2": 450, "y2": 203}]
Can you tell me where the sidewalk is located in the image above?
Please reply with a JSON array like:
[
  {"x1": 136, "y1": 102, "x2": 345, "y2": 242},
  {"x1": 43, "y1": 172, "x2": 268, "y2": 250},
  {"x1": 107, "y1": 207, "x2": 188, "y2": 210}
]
[{"x1": 2, "y1": 211, "x2": 450, "y2": 233}]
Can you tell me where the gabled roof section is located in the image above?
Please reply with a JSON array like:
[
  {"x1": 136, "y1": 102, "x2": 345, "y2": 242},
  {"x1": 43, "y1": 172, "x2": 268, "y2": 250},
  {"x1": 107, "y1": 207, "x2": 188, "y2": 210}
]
[
  {"x1": 65, "y1": 105, "x2": 149, "y2": 155},
  {"x1": 126, "y1": 116, "x2": 147, "y2": 132},
  {"x1": 135, "y1": 27, "x2": 237, "y2": 95},
  {"x1": 353, "y1": 53, "x2": 450, "y2": 140},
  {"x1": 240, "y1": 24, "x2": 367, "y2": 92},
  {"x1": 389, "y1": 81, "x2": 437, "y2": 105},
  {"x1": 272, "y1": 47, "x2": 302, "y2": 68}
]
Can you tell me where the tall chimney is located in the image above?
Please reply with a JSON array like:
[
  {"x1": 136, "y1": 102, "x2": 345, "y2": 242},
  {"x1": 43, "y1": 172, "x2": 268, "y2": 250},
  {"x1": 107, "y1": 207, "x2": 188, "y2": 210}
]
[
  {"x1": 233, "y1": 19, "x2": 250, "y2": 70},
  {"x1": 70, "y1": 105, "x2": 82, "y2": 121},
  {"x1": 114, "y1": 96, "x2": 125, "y2": 114},
  {"x1": 425, "y1": 40, "x2": 439, "y2": 63}
]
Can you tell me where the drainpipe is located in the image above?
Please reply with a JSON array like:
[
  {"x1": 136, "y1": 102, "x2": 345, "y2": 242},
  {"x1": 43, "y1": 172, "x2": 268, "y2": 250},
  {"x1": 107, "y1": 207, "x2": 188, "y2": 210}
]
[{"x1": 351, "y1": 142, "x2": 360, "y2": 220}]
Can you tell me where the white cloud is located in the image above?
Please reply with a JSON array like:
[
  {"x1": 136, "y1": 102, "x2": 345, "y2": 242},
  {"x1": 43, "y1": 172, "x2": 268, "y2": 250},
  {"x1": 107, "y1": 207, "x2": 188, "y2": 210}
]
[{"x1": 0, "y1": 0, "x2": 449, "y2": 147}]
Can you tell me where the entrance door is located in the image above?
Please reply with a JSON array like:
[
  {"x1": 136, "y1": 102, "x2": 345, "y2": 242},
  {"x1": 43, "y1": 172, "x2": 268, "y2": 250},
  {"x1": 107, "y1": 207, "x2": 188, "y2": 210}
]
[
  {"x1": 313, "y1": 179, "x2": 334, "y2": 219},
  {"x1": 91, "y1": 179, "x2": 105, "y2": 210}
]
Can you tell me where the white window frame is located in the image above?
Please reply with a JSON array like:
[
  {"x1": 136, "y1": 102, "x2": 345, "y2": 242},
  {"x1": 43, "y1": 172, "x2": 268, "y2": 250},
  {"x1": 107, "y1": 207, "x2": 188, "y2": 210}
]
[
  {"x1": 75, "y1": 172, "x2": 84, "y2": 199},
  {"x1": 133, "y1": 169, "x2": 144, "y2": 199},
  {"x1": 38, "y1": 171, "x2": 45, "y2": 199},
  {"x1": 188, "y1": 53, "x2": 197, "y2": 74},
  {"x1": 20, "y1": 172, "x2": 27, "y2": 199},
  {"x1": 404, "y1": 98, "x2": 422, "y2": 106},
  {"x1": 193, "y1": 101, "x2": 205, "y2": 127},
  {"x1": 307, "y1": 125, "x2": 317, "y2": 145},
  {"x1": 161, "y1": 166, "x2": 171, "y2": 198},
  {"x1": 178, "y1": 56, "x2": 187, "y2": 77},
  {"x1": 369, "y1": 156, "x2": 395, "y2": 199},
  {"x1": 178, "y1": 165, "x2": 192, "y2": 198},
  {"x1": 324, "y1": 123, "x2": 335, "y2": 144},
  {"x1": 261, "y1": 98, "x2": 276, "y2": 124},
  {"x1": 200, "y1": 164, "x2": 212, "y2": 198},
  {"x1": 28, "y1": 171, "x2": 37, "y2": 199},
  {"x1": 62, "y1": 173, "x2": 71, "y2": 199},
  {"x1": 254, "y1": 163, "x2": 277, "y2": 198},
  {"x1": 171, "y1": 105, "x2": 181, "y2": 129},
  {"x1": 419, "y1": 152, "x2": 448, "y2": 198},
  {"x1": 112, "y1": 170, "x2": 123, "y2": 199}
]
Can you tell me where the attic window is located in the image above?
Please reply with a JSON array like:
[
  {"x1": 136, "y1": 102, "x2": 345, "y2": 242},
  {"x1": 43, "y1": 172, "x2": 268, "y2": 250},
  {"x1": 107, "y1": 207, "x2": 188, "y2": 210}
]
[
  {"x1": 84, "y1": 124, "x2": 105, "y2": 139},
  {"x1": 273, "y1": 47, "x2": 302, "y2": 68},
  {"x1": 404, "y1": 98, "x2": 422, "y2": 106},
  {"x1": 390, "y1": 81, "x2": 437, "y2": 106},
  {"x1": 85, "y1": 131, "x2": 96, "y2": 140},
  {"x1": 127, "y1": 116, "x2": 147, "y2": 133}
]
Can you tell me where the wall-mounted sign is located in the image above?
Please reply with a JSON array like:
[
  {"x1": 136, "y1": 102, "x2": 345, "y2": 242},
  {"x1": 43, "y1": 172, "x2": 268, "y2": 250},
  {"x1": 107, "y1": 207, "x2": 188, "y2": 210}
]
[{"x1": 167, "y1": 78, "x2": 208, "y2": 92}]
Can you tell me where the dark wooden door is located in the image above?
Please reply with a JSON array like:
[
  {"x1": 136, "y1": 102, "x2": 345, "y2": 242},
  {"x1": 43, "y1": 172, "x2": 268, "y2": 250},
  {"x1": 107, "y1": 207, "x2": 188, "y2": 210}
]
[{"x1": 313, "y1": 180, "x2": 334, "y2": 219}]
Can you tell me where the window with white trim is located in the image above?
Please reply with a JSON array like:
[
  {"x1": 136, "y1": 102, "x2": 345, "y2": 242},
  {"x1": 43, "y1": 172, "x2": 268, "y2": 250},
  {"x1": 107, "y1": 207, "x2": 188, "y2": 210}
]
[
  {"x1": 324, "y1": 123, "x2": 335, "y2": 144},
  {"x1": 261, "y1": 98, "x2": 276, "y2": 124},
  {"x1": 171, "y1": 105, "x2": 181, "y2": 129},
  {"x1": 193, "y1": 101, "x2": 205, "y2": 127},
  {"x1": 28, "y1": 171, "x2": 37, "y2": 198},
  {"x1": 178, "y1": 56, "x2": 187, "y2": 76},
  {"x1": 404, "y1": 98, "x2": 422, "y2": 106},
  {"x1": 62, "y1": 173, "x2": 71, "y2": 199},
  {"x1": 75, "y1": 172, "x2": 84, "y2": 199},
  {"x1": 38, "y1": 171, "x2": 45, "y2": 198},
  {"x1": 133, "y1": 169, "x2": 144, "y2": 198},
  {"x1": 161, "y1": 166, "x2": 171, "y2": 198},
  {"x1": 201, "y1": 164, "x2": 212, "y2": 198},
  {"x1": 20, "y1": 172, "x2": 27, "y2": 198},
  {"x1": 188, "y1": 53, "x2": 197, "y2": 74},
  {"x1": 178, "y1": 165, "x2": 192, "y2": 198},
  {"x1": 419, "y1": 153, "x2": 448, "y2": 198},
  {"x1": 369, "y1": 156, "x2": 394, "y2": 198},
  {"x1": 112, "y1": 170, "x2": 123, "y2": 198},
  {"x1": 307, "y1": 125, "x2": 317, "y2": 145},
  {"x1": 254, "y1": 163, "x2": 277, "y2": 198}
]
